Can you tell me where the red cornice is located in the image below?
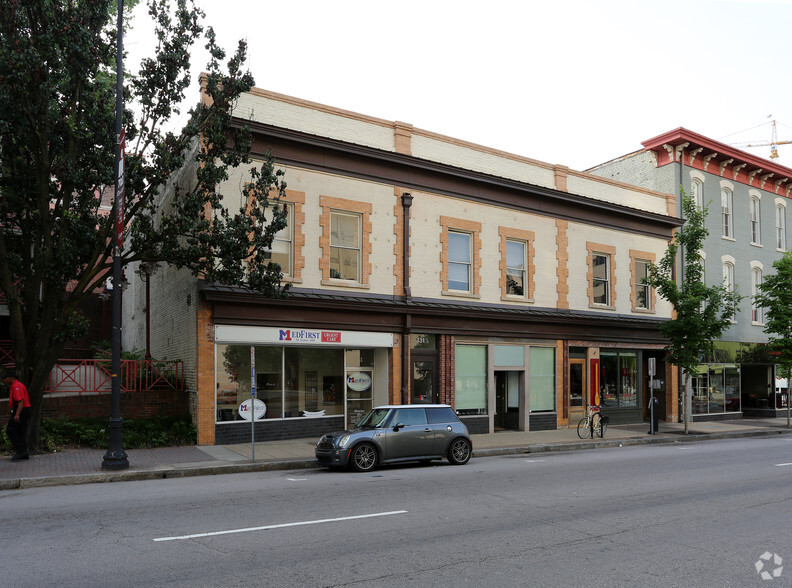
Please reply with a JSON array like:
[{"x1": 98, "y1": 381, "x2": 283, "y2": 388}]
[{"x1": 642, "y1": 127, "x2": 792, "y2": 196}]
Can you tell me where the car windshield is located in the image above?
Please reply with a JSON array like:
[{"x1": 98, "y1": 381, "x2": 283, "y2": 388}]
[{"x1": 356, "y1": 408, "x2": 391, "y2": 429}]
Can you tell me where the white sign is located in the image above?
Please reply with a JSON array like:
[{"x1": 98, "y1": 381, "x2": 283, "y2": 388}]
[
  {"x1": 238, "y1": 399, "x2": 266, "y2": 420},
  {"x1": 215, "y1": 325, "x2": 394, "y2": 348},
  {"x1": 347, "y1": 372, "x2": 372, "y2": 392},
  {"x1": 776, "y1": 377, "x2": 788, "y2": 389}
]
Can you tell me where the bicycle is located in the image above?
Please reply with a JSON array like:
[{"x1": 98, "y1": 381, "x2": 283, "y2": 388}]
[{"x1": 576, "y1": 405, "x2": 609, "y2": 439}]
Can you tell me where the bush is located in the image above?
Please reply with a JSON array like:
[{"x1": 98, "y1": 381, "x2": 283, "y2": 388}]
[{"x1": 0, "y1": 417, "x2": 197, "y2": 453}]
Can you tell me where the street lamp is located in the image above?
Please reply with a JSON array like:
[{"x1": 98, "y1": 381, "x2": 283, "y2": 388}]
[{"x1": 135, "y1": 261, "x2": 160, "y2": 361}]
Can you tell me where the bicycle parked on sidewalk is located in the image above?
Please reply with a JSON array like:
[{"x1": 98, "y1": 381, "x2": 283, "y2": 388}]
[{"x1": 576, "y1": 405, "x2": 609, "y2": 439}]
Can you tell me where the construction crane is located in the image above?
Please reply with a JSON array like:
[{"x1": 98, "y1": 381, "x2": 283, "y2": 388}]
[{"x1": 730, "y1": 119, "x2": 792, "y2": 160}]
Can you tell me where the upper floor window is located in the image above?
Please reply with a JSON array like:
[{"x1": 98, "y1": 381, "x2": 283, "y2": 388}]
[
  {"x1": 691, "y1": 179, "x2": 703, "y2": 210},
  {"x1": 751, "y1": 267, "x2": 763, "y2": 324},
  {"x1": 448, "y1": 230, "x2": 472, "y2": 292},
  {"x1": 634, "y1": 259, "x2": 651, "y2": 310},
  {"x1": 777, "y1": 204, "x2": 787, "y2": 251},
  {"x1": 721, "y1": 188, "x2": 733, "y2": 238},
  {"x1": 723, "y1": 261, "x2": 736, "y2": 321},
  {"x1": 506, "y1": 240, "x2": 526, "y2": 296},
  {"x1": 750, "y1": 196, "x2": 761, "y2": 245},
  {"x1": 592, "y1": 253, "x2": 610, "y2": 306},
  {"x1": 267, "y1": 203, "x2": 293, "y2": 277},
  {"x1": 330, "y1": 211, "x2": 361, "y2": 281}
]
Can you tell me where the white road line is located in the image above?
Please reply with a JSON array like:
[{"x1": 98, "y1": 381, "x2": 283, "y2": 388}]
[
  {"x1": 153, "y1": 510, "x2": 409, "y2": 542},
  {"x1": 525, "y1": 459, "x2": 545, "y2": 463},
  {"x1": 287, "y1": 478, "x2": 307, "y2": 481},
  {"x1": 775, "y1": 463, "x2": 792, "y2": 467}
]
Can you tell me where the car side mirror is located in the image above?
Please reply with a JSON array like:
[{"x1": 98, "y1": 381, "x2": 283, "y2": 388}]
[{"x1": 393, "y1": 422, "x2": 405, "y2": 431}]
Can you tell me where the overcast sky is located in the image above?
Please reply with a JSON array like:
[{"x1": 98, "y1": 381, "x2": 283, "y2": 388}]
[{"x1": 126, "y1": 0, "x2": 792, "y2": 171}]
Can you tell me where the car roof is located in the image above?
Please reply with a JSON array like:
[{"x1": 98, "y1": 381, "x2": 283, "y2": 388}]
[{"x1": 373, "y1": 404, "x2": 452, "y2": 409}]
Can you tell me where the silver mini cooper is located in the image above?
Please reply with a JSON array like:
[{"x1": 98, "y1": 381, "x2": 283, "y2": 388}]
[{"x1": 315, "y1": 404, "x2": 472, "y2": 472}]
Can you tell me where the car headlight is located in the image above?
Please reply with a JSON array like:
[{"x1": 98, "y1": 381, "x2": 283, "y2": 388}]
[{"x1": 338, "y1": 434, "x2": 351, "y2": 448}]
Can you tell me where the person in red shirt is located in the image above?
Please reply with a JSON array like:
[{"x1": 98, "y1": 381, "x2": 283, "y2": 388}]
[{"x1": 4, "y1": 370, "x2": 31, "y2": 461}]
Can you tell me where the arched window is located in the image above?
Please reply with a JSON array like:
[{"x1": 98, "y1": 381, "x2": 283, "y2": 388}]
[
  {"x1": 721, "y1": 188, "x2": 733, "y2": 238},
  {"x1": 691, "y1": 179, "x2": 703, "y2": 210},
  {"x1": 751, "y1": 267, "x2": 763, "y2": 323},
  {"x1": 750, "y1": 196, "x2": 761, "y2": 245},
  {"x1": 723, "y1": 261, "x2": 736, "y2": 321},
  {"x1": 777, "y1": 204, "x2": 787, "y2": 250}
]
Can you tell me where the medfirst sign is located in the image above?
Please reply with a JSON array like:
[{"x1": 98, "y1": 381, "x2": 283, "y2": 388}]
[{"x1": 215, "y1": 326, "x2": 394, "y2": 348}]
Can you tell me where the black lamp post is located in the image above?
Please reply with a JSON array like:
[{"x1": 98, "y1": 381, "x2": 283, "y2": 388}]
[{"x1": 102, "y1": 0, "x2": 128, "y2": 470}]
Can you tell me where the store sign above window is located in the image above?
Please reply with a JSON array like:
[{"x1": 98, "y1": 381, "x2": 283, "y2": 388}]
[{"x1": 215, "y1": 325, "x2": 394, "y2": 348}]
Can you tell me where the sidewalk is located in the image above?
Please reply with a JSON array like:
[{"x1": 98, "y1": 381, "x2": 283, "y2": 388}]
[{"x1": 2, "y1": 418, "x2": 791, "y2": 490}]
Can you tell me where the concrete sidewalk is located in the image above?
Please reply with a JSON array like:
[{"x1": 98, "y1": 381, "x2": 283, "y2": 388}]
[{"x1": 2, "y1": 418, "x2": 791, "y2": 490}]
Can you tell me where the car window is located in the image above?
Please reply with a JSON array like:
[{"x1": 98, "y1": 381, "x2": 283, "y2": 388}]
[
  {"x1": 357, "y1": 408, "x2": 390, "y2": 428},
  {"x1": 426, "y1": 407, "x2": 460, "y2": 424},
  {"x1": 392, "y1": 408, "x2": 427, "y2": 426}
]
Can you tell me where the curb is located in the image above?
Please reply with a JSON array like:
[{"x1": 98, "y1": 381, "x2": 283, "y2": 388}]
[{"x1": 2, "y1": 428, "x2": 790, "y2": 490}]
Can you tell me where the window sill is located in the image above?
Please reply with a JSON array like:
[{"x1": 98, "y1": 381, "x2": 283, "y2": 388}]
[
  {"x1": 631, "y1": 308, "x2": 655, "y2": 314},
  {"x1": 589, "y1": 303, "x2": 616, "y2": 311},
  {"x1": 321, "y1": 279, "x2": 370, "y2": 290},
  {"x1": 750, "y1": 242, "x2": 763, "y2": 248},
  {"x1": 281, "y1": 277, "x2": 303, "y2": 285},
  {"x1": 442, "y1": 290, "x2": 480, "y2": 299},
  {"x1": 721, "y1": 235, "x2": 736, "y2": 242},
  {"x1": 752, "y1": 321, "x2": 765, "y2": 327},
  {"x1": 777, "y1": 248, "x2": 787, "y2": 253},
  {"x1": 500, "y1": 295, "x2": 535, "y2": 303}
]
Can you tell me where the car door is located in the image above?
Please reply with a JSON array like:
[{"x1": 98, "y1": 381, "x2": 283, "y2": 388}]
[
  {"x1": 377, "y1": 408, "x2": 433, "y2": 461},
  {"x1": 426, "y1": 406, "x2": 460, "y2": 454}
]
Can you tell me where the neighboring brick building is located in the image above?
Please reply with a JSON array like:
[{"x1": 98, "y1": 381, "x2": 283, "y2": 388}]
[
  {"x1": 125, "y1": 86, "x2": 682, "y2": 445},
  {"x1": 589, "y1": 128, "x2": 792, "y2": 420}
]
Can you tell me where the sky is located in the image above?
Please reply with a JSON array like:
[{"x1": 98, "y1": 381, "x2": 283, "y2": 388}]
[{"x1": 126, "y1": 0, "x2": 792, "y2": 172}]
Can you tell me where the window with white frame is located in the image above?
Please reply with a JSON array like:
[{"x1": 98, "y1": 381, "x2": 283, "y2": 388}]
[
  {"x1": 691, "y1": 179, "x2": 703, "y2": 210},
  {"x1": 592, "y1": 253, "x2": 610, "y2": 305},
  {"x1": 723, "y1": 261, "x2": 736, "y2": 320},
  {"x1": 751, "y1": 267, "x2": 763, "y2": 323},
  {"x1": 634, "y1": 259, "x2": 651, "y2": 310},
  {"x1": 505, "y1": 239, "x2": 526, "y2": 296},
  {"x1": 448, "y1": 230, "x2": 472, "y2": 292},
  {"x1": 329, "y1": 211, "x2": 361, "y2": 281},
  {"x1": 267, "y1": 203, "x2": 293, "y2": 276},
  {"x1": 777, "y1": 204, "x2": 787, "y2": 250},
  {"x1": 721, "y1": 188, "x2": 734, "y2": 238},
  {"x1": 750, "y1": 196, "x2": 761, "y2": 245}
]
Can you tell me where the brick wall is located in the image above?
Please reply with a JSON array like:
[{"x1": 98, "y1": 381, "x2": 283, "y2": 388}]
[{"x1": 41, "y1": 388, "x2": 190, "y2": 421}]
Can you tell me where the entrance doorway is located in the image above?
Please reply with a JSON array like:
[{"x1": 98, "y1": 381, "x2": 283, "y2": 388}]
[
  {"x1": 569, "y1": 358, "x2": 586, "y2": 419},
  {"x1": 495, "y1": 371, "x2": 520, "y2": 430},
  {"x1": 411, "y1": 355, "x2": 438, "y2": 404}
]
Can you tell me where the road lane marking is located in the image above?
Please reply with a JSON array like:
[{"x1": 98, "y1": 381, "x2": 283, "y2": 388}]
[
  {"x1": 775, "y1": 463, "x2": 792, "y2": 467},
  {"x1": 287, "y1": 478, "x2": 307, "y2": 481},
  {"x1": 153, "y1": 510, "x2": 409, "y2": 542},
  {"x1": 525, "y1": 459, "x2": 545, "y2": 463}
]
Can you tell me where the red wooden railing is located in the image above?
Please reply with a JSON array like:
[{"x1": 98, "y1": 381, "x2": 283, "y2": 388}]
[{"x1": 47, "y1": 359, "x2": 183, "y2": 395}]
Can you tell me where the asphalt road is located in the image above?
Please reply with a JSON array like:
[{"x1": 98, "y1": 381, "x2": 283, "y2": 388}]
[{"x1": 4, "y1": 437, "x2": 792, "y2": 587}]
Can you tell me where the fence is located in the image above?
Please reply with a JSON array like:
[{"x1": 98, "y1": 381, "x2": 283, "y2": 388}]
[{"x1": 47, "y1": 359, "x2": 183, "y2": 395}]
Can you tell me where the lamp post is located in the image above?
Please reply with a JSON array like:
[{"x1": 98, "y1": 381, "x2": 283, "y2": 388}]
[{"x1": 135, "y1": 261, "x2": 160, "y2": 361}]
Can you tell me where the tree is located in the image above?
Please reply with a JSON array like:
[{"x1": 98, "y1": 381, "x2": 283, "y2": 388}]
[
  {"x1": 754, "y1": 250, "x2": 792, "y2": 428},
  {"x1": 0, "y1": 0, "x2": 288, "y2": 450},
  {"x1": 645, "y1": 190, "x2": 741, "y2": 433}
]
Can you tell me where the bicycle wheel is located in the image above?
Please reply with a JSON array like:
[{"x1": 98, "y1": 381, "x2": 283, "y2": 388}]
[{"x1": 577, "y1": 417, "x2": 591, "y2": 439}]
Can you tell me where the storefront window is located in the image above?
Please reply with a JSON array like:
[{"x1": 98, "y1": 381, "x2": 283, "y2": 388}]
[
  {"x1": 529, "y1": 347, "x2": 555, "y2": 412},
  {"x1": 709, "y1": 365, "x2": 725, "y2": 412},
  {"x1": 216, "y1": 345, "x2": 344, "y2": 422},
  {"x1": 691, "y1": 365, "x2": 709, "y2": 415},
  {"x1": 455, "y1": 345, "x2": 487, "y2": 415},
  {"x1": 724, "y1": 365, "x2": 740, "y2": 412},
  {"x1": 600, "y1": 351, "x2": 638, "y2": 408}
]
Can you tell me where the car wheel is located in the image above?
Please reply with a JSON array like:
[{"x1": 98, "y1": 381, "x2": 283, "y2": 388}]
[
  {"x1": 349, "y1": 443, "x2": 377, "y2": 472},
  {"x1": 447, "y1": 438, "x2": 471, "y2": 465}
]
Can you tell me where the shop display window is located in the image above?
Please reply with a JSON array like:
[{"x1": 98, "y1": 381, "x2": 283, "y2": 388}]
[
  {"x1": 600, "y1": 351, "x2": 637, "y2": 408},
  {"x1": 529, "y1": 347, "x2": 555, "y2": 411},
  {"x1": 455, "y1": 345, "x2": 487, "y2": 415}
]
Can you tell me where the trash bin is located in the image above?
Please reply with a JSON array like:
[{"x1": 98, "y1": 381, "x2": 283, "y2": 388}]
[{"x1": 648, "y1": 396, "x2": 659, "y2": 435}]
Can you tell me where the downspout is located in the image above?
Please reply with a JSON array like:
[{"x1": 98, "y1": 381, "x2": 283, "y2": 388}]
[{"x1": 401, "y1": 192, "x2": 413, "y2": 405}]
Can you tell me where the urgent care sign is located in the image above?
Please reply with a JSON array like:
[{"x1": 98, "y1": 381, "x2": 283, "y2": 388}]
[{"x1": 215, "y1": 326, "x2": 394, "y2": 348}]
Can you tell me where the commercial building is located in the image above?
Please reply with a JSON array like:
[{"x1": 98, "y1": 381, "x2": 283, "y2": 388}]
[
  {"x1": 589, "y1": 128, "x2": 792, "y2": 419},
  {"x1": 124, "y1": 86, "x2": 682, "y2": 444}
]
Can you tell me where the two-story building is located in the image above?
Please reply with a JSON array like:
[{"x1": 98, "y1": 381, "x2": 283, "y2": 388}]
[
  {"x1": 590, "y1": 128, "x2": 792, "y2": 420},
  {"x1": 124, "y1": 86, "x2": 682, "y2": 445}
]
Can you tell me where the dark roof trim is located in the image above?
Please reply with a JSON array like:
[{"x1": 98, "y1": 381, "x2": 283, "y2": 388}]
[{"x1": 235, "y1": 120, "x2": 683, "y2": 239}]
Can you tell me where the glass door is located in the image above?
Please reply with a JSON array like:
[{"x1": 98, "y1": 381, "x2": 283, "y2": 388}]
[
  {"x1": 411, "y1": 356, "x2": 438, "y2": 404},
  {"x1": 569, "y1": 358, "x2": 586, "y2": 418}
]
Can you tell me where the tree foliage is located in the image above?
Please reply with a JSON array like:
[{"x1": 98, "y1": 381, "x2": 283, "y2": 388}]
[
  {"x1": 0, "y1": 0, "x2": 288, "y2": 449},
  {"x1": 645, "y1": 190, "x2": 741, "y2": 378},
  {"x1": 755, "y1": 250, "x2": 792, "y2": 387}
]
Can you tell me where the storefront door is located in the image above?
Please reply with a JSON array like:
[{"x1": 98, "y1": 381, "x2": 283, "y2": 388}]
[
  {"x1": 494, "y1": 371, "x2": 520, "y2": 430},
  {"x1": 569, "y1": 358, "x2": 586, "y2": 418},
  {"x1": 411, "y1": 355, "x2": 438, "y2": 404},
  {"x1": 346, "y1": 369, "x2": 373, "y2": 429}
]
